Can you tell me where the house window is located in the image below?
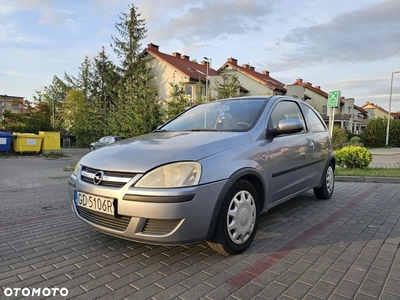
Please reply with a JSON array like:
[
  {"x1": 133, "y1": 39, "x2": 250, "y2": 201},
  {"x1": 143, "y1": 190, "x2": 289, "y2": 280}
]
[
  {"x1": 185, "y1": 85, "x2": 192, "y2": 97},
  {"x1": 322, "y1": 106, "x2": 327, "y2": 114}
]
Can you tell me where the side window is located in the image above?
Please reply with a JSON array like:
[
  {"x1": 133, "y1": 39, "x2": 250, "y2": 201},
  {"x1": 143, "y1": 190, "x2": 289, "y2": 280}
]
[
  {"x1": 269, "y1": 101, "x2": 306, "y2": 131},
  {"x1": 302, "y1": 104, "x2": 326, "y2": 132}
]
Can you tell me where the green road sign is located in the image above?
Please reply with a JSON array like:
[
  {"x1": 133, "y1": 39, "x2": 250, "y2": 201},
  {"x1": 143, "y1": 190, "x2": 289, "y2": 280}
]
[{"x1": 327, "y1": 90, "x2": 341, "y2": 107}]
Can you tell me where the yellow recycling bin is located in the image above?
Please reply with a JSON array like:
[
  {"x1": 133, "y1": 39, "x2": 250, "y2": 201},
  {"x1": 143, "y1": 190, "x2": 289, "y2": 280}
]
[
  {"x1": 39, "y1": 131, "x2": 60, "y2": 151},
  {"x1": 13, "y1": 133, "x2": 43, "y2": 153}
]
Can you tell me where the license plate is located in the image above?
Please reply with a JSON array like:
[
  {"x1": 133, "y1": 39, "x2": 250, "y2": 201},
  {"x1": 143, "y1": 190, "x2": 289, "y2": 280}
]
[{"x1": 74, "y1": 191, "x2": 115, "y2": 216}]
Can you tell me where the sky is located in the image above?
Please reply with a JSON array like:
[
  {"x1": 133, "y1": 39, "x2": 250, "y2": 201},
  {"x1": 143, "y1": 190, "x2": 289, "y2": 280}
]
[{"x1": 1, "y1": 0, "x2": 400, "y2": 111}]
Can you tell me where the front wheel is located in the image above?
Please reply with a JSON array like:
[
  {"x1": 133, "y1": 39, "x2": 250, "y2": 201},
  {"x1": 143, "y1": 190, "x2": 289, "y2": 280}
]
[
  {"x1": 90, "y1": 145, "x2": 95, "y2": 151},
  {"x1": 313, "y1": 162, "x2": 334, "y2": 199},
  {"x1": 207, "y1": 180, "x2": 259, "y2": 255}
]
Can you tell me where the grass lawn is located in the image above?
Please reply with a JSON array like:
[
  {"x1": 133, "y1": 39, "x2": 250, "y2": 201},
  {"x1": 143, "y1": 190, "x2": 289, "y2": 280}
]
[{"x1": 335, "y1": 167, "x2": 400, "y2": 177}]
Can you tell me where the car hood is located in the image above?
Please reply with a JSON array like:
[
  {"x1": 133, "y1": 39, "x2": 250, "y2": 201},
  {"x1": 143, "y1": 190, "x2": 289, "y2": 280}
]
[{"x1": 80, "y1": 131, "x2": 252, "y2": 172}]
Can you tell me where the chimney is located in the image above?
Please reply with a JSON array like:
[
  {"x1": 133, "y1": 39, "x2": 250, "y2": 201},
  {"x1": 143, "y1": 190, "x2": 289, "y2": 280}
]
[
  {"x1": 147, "y1": 43, "x2": 159, "y2": 52},
  {"x1": 296, "y1": 78, "x2": 303, "y2": 83},
  {"x1": 262, "y1": 70, "x2": 270, "y2": 76},
  {"x1": 315, "y1": 85, "x2": 321, "y2": 90},
  {"x1": 172, "y1": 52, "x2": 181, "y2": 57},
  {"x1": 250, "y1": 66, "x2": 255, "y2": 71},
  {"x1": 242, "y1": 64, "x2": 250, "y2": 69},
  {"x1": 306, "y1": 82, "x2": 312, "y2": 86},
  {"x1": 228, "y1": 58, "x2": 238, "y2": 65},
  {"x1": 201, "y1": 60, "x2": 209, "y2": 66},
  {"x1": 181, "y1": 55, "x2": 190, "y2": 61}
]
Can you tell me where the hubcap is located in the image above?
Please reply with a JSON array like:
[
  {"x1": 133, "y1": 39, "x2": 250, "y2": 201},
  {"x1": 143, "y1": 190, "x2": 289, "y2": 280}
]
[
  {"x1": 326, "y1": 166, "x2": 334, "y2": 194},
  {"x1": 227, "y1": 190, "x2": 256, "y2": 244}
]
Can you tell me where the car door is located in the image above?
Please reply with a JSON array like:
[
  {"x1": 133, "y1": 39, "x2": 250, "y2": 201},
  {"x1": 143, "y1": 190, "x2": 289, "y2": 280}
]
[
  {"x1": 98, "y1": 137, "x2": 108, "y2": 148},
  {"x1": 265, "y1": 99, "x2": 321, "y2": 203},
  {"x1": 300, "y1": 102, "x2": 331, "y2": 187}
]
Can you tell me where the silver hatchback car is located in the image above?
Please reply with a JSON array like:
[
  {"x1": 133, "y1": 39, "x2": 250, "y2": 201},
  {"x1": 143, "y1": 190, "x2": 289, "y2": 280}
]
[{"x1": 68, "y1": 96, "x2": 335, "y2": 255}]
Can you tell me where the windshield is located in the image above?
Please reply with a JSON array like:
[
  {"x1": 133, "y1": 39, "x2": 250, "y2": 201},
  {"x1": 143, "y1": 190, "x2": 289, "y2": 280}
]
[{"x1": 160, "y1": 99, "x2": 266, "y2": 132}]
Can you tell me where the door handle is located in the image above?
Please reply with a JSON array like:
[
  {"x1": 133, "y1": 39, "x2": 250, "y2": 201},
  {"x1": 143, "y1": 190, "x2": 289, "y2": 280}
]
[{"x1": 309, "y1": 142, "x2": 315, "y2": 151}]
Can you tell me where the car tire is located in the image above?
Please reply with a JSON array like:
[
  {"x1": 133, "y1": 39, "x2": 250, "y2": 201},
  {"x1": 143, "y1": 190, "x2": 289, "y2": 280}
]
[
  {"x1": 90, "y1": 145, "x2": 95, "y2": 151},
  {"x1": 313, "y1": 162, "x2": 334, "y2": 200},
  {"x1": 207, "y1": 180, "x2": 259, "y2": 255}
]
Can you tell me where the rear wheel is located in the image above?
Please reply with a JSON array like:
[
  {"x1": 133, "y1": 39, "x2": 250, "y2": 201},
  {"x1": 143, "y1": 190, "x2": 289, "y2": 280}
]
[
  {"x1": 208, "y1": 180, "x2": 259, "y2": 255},
  {"x1": 313, "y1": 162, "x2": 334, "y2": 199}
]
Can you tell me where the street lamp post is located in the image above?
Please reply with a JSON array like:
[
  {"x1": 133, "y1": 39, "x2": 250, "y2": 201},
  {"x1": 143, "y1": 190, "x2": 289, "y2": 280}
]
[
  {"x1": 53, "y1": 99, "x2": 55, "y2": 129},
  {"x1": 386, "y1": 71, "x2": 400, "y2": 146},
  {"x1": 203, "y1": 57, "x2": 210, "y2": 101}
]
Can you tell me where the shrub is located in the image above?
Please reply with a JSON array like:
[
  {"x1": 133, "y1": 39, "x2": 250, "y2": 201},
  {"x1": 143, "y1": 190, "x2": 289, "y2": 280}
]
[
  {"x1": 343, "y1": 136, "x2": 363, "y2": 148},
  {"x1": 331, "y1": 126, "x2": 348, "y2": 150},
  {"x1": 335, "y1": 146, "x2": 372, "y2": 169},
  {"x1": 361, "y1": 118, "x2": 386, "y2": 147}
]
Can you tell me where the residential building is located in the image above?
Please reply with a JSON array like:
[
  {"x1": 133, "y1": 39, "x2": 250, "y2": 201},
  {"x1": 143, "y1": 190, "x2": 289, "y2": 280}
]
[
  {"x1": 141, "y1": 44, "x2": 373, "y2": 134},
  {"x1": 286, "y1": 78, "x2": 329, "y2": 113},
  {"x1": 217, "y1": 58, "x2": 286, "y2": 96},
  {"x1": 0, "y1": 94, "x2": 24, "y2": 121},
  {"x1": 361, "y1": 102, "x2": 395, "y2": 119},
  {"x1": 144, "y1": 43, "x2": 221, "y2": 104},
  {"x1": 286, "y1": 79, "x2": 368, "y2": 133}
]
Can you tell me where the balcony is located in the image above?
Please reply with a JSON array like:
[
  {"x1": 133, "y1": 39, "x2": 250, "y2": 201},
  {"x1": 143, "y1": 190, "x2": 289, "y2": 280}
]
[{"x1": 321, "y1": 113, "x2": 352, "y2": 121}]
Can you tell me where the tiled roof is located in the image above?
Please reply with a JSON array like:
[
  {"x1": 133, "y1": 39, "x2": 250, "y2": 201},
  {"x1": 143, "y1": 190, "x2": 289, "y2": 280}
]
[
  {"x1": 291, "y1": 78, "x2": 328, "y2": 98},
  {"x1": 361, "y1": 101, "x2": 389, "y2": 114},
  {"x1": 354, "y1": 104, "x2": 368, "y2": 114},
  {"x1": 0, "y1": 94, "x2": 24, "y2": 99},
  {"x1": 145, "y1": 43, "x2": 218, "y2": 83},
  {"x1": 292, "y1": 79, "x2": 347, "y2": 105},
  {"x1": 391, "y1": 111, "x2": 400, "y2": 118},
  {"x1": 218, "y1": 58, "x2": 286, "y2": 92}
]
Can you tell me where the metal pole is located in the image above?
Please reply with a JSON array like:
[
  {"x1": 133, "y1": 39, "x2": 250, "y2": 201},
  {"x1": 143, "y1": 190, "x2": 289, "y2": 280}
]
[
  {"x1": 203, "y1": 57, "x2": 209, "y2": 102},
  {"x1": 386, "y1": 71, "x2": 400, "y2": 146},
  {"x1": 52, "y1": 98, "x2": 55, "y2": 129}
]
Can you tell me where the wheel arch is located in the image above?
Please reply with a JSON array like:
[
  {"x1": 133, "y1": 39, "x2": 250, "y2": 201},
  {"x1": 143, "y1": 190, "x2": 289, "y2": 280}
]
[
  {"x1": 205, "y1": 168, "x2": 266, "y2": 239},
  {"x1": 316, "y1": 155, "x2": 336, "y2": 188}
]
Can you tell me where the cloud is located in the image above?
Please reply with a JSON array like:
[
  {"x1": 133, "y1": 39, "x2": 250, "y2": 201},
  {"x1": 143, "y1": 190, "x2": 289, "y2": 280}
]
[
  {"x1": 3, "y1": 70, "x2": 39, "y2": 79},
  {"x1": 266, "y1": 0, "x2": 400, "y2": 71},
  {"x1": 141, "y1": 0, "x2": 274, "y2": 47}
]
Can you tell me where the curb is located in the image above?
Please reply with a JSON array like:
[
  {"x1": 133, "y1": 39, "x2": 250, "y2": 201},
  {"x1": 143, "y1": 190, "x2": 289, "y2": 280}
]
[{"x1": 335, "y1": 176, "x2": 400, "y2": 184}]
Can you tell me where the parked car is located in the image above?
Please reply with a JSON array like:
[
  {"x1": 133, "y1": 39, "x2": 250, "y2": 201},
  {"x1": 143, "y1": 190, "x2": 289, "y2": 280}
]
[
  {"x1": 89, "y1": 136, "x2": 124, "y2": 151},
  {"x1": 68, "y1": 96, "x2": 335, "y2": 255}
]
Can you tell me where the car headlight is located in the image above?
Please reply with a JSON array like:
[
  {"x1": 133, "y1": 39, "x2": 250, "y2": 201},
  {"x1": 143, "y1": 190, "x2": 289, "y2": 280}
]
[
  {"x1": 73, "y1": 160, "x2": 81, "y2": 176},
  {"x1": 135, "y1": 162, "x2": 201, "y2": 188}
]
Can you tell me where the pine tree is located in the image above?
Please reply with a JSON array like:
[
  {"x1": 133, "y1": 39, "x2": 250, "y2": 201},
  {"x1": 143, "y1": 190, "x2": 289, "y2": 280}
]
[
  {"x1": 109, "y1": 5, "x2": 162, "y2": 137},
  {"x1": 213, "y1": 73, "x2": 241, "y2": 99},
  {"x1": 164, "y1": 81, "x2": 191, "y2": 121}
]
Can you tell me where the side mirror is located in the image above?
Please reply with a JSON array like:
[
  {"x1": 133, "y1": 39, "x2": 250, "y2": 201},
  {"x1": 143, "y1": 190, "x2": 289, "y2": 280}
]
[{"x1": 269, "y1": 119, "x2": 304, "y2": 137}]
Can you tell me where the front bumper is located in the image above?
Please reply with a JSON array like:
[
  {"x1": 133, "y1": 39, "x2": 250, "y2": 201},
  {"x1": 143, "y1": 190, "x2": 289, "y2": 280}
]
[{"x1": 68, "y1": 175, "x2": 227, "y2": 245}]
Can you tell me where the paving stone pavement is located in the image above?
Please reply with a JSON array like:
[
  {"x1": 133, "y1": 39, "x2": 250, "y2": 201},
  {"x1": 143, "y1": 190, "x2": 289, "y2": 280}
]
[{"x1": 0, "y1": 150, "x2": 400, "y2": 300}]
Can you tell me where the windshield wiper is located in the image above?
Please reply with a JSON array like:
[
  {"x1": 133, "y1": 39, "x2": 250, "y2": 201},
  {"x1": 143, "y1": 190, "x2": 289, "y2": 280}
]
[{"x1": 187, "y1": 129, "x2": 218, "y2": 132}]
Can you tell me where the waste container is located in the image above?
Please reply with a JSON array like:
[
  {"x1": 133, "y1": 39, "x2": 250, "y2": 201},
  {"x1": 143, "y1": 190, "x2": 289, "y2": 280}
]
[
  {"x1": 13, "y1": 133, "x2": 43, "y2": 153},
  {"x1": 39, "y1": 131, "x2": 60, "y2": 151},
  {"x1": 0, "y1": 131, "x2": 12, "y2": 152}
]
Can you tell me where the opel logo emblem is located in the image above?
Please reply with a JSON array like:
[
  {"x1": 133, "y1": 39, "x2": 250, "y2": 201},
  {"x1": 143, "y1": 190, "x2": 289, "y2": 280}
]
[{"x1": 93, "y1": 171, "x2": 104, "y2": 185}]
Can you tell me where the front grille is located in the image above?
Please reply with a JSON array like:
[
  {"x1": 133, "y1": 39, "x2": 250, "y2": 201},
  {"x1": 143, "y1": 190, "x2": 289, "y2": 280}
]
[
  {"x1": 142, "y1": 219, "x2": 182, "y2": 235},
  {"x1": 80, "y1": 166, "x2": 137, "y2": 187},
  {"x1": 76, "y1": 206, "x2": 131, "y2": 231}
]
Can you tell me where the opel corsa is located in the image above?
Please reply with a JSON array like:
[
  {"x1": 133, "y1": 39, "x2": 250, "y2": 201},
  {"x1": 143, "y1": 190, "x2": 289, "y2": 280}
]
[{"x1": 68, "y1": 96, "x2": 335, "y2": 255}]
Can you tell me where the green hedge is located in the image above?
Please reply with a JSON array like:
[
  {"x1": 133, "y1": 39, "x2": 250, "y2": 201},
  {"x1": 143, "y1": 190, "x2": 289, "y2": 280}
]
[{"x1": 335, "y1": 146, "x2": 372, "y2": 169}]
